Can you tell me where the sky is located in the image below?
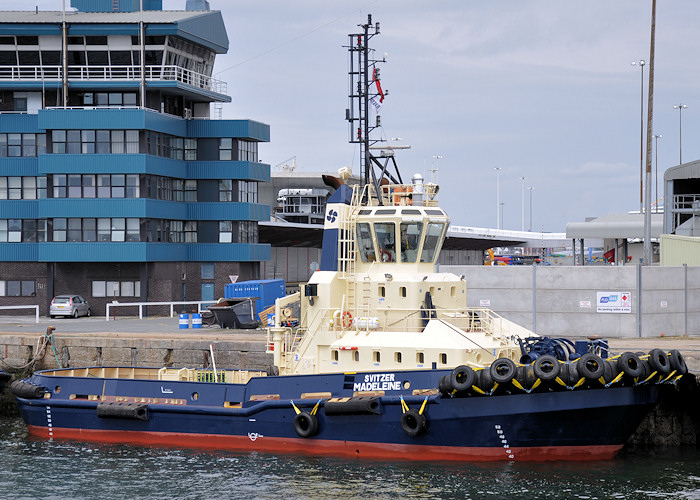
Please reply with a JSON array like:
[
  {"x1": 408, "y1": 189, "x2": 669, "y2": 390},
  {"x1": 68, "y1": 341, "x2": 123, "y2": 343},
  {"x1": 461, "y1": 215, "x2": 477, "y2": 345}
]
[{"x1": 13, "y1": 1, "x2": 700, "y2": 233}]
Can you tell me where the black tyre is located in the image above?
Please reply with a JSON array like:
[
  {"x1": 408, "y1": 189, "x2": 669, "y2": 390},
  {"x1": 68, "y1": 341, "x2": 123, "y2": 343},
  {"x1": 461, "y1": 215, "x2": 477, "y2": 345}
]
[
  {"x1": 86, "y1": 308, "x2": 91, "y2": 318},
  {"x1": 516, "y1": 364, "x2": 536, "y2": 389},
  {"x1": 533, "y1": 355, "x2": 560, "y2": 381},
  {"x1": 560, "y1": 362, "x2": 580, "y2": 387},
  {"x1": 401, "y1": 409, "x2": 427, "y2": 437},
  {"x1": 73, "y1": 309, "x2": 79, "y2": 318},
  {"x1": 489, "y1": 358, "x2": 517, "y2": 384},
  {"x1": 438, "y1": 374, "x2": 452, "y2": 395},
  {"x1": 450, "y1": 365, "x2": 475, "y2": 392},
  {"x1": 669, "y1": 350, "x2": 688, "y2": 375},
  {"x1": 293, "y1": 412, "x2": 318, "y2": 438},
  {"x1": 602, "y1": 359, "x2": 620, "y2": 384},
  {"x1": 576, "y1": 353, "x2": 605, "y2": 381},
  {"x1": 476, "y1": 368, "x2": 494, "y2": 392},
  {"x1": 617, "y1": 352, "x2": 644, "y2": 378},
  {"x1": 648, "y1": 348, "x2": 670, "y2": 374}
]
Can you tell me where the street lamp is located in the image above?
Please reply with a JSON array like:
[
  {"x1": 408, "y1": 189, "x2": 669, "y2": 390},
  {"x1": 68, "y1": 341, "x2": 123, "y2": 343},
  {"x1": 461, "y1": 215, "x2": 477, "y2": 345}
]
[
  {"x1": 673, "y1": 104, "x2": 687, "y2": 165},
  {"x1": 631, "y1": 60, "x2": 645, "y2": 212},
  {"x1": 528, "y1": 186, "x2": 534, "y2": 232},
  {"x1": 520, "y1": 177, "x2": 526, "y2": 231},
  {"x1": 494, "y1": 167, "x2": 502, "y2": 229},
  {"x1": 653, "y1": 134, "x2": 662, "y2": 212},
  {"x1": 500, "y1": 202, "x2": 505, "y2": 230}
]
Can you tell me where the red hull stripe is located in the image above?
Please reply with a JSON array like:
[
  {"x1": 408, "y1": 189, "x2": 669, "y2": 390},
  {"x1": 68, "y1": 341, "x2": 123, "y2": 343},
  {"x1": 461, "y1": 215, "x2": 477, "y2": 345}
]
[{"x1": 27, "y1": 425, "x2": 622, "y2": 462}]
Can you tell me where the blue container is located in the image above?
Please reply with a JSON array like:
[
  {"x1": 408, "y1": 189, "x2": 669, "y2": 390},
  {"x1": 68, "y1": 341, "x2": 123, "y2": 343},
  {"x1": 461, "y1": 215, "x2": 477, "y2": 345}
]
[
  {"x1": 191, "y1": 313, "x2": 202, "y2": 329},
  {"x1": 224, "y1": 279, "x2": 286, "y2": 314},
  {"x1": 178, "y1": 313, "x2": 189, "y2": 329}
]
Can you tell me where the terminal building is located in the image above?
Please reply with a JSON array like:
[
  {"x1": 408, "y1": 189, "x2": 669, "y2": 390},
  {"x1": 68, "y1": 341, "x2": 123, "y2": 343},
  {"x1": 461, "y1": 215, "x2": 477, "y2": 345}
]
[{"x1": 0, "y1": 0, "x2": 270, "y2": 315}]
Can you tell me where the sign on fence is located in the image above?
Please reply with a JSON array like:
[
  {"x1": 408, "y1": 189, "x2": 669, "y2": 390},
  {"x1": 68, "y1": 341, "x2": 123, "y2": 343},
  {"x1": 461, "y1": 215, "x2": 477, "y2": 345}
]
[{"x1": 596, "y1": 291, "x2": 631, "y2": 313}]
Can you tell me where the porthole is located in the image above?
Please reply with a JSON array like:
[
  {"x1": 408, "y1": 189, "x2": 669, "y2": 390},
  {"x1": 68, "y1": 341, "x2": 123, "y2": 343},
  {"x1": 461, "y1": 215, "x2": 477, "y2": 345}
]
[{"x1": 191, "y1": 392, "x2": 199, "y2": 401}]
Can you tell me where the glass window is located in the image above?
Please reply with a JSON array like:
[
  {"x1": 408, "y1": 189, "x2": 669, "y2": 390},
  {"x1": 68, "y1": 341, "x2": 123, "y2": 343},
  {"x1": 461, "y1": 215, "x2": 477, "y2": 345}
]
[
  {"x1": 219, "y1": 221, "x2": 232, "y2": 243},
  {"x1": 111, "y1": 218, "x2": 125, "y2": 242},
  {"x1": 83, "y1": 218, "x2": 96, "y2": 242},
  {"x1": 356, "y1": 223, "x2": 376, "y2": 263},
  {"x1": 67, "y1": 218, "x2": 81, "y2": 242},
  {"x1": 126, "y1": 175, "x2": 139, "y2": 198},
  {"x1": 400, "y1": 222, "x2": 423, "y2": 263},
  {"x1": 92, "y1": 281, "x2": 106, "y2": 297},
  {"x1": 68, "y1": 174, "x2": 82, "y2": 198},
  {"x1": 52, "y1": 218, "x2": 66, "y2": 242},
  {"x1": 97, "y1": 218, "x2": 110, "y2": 241},
  {"x1": 420, "y1": 223, "x2": 445, "y2": 263},
  {"x1": 374, "y1": 222, "x2": 396, "y2": 263},
  {"x1": 126, "y1": 218, "x2": 140, "y2": 242},
  {"x1": 22, "y1": 176, "x2": 36, "y2": 200},
  {"x1": 83, "y1": 174, "x2": 96, "y2": 198},
  {"x1": 201, "y1": 263, "x2": 215, "y2": 279},
  {"x1": 97, "y1": 174, "x2": 111, "y2": 198},
  {"x1": 121, "y1": 281, "x2": 135, "y2": 297},
  {"x1": 22, "y1": 219, "x2": 36, "y2": 242}
]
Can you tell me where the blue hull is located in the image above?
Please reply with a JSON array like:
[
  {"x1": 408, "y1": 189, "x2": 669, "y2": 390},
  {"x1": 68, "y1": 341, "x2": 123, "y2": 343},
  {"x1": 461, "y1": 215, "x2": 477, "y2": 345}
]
[{"x1": 14, "y1": 367, "x2": 660, "y2": 461}]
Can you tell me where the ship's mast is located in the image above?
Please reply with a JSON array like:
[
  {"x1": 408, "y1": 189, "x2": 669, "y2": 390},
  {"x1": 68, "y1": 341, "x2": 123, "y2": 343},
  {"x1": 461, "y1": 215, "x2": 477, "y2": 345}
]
[{"x1": 346, "y1": 15, "x2": 402, "y2": 201}]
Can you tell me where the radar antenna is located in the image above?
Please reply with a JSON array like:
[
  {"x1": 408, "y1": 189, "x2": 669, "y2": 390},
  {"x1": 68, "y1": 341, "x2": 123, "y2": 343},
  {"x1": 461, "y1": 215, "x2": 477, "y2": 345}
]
[{"x1": 346, "y1": 15, "x2": 402, "y2": 202}]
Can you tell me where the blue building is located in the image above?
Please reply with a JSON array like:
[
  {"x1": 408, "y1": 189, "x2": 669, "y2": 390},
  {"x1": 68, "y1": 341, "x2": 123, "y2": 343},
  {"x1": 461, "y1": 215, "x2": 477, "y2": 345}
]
[{"x1": 0, "y1": 0, "x2": 270, "y2": 315}]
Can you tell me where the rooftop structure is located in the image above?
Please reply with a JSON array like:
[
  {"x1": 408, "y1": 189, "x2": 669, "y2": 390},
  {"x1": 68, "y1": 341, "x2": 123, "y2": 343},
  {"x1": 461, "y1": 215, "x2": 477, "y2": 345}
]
[{"x1": 0, "y1": 0, "x2": 270, "y2": 314}]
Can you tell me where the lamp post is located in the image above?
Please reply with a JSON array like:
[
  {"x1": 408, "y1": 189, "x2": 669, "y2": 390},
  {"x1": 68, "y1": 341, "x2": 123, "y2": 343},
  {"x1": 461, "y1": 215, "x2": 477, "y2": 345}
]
[
  {"x1": 632, "y1": 60, "x2": 645, "y2": 212},
  {"x1": 500, "y1": 202, "x2": 505, "y2": 230},
  {"x1": 673, "y1": 104, "x2": 687, "y2": 165},
  {"x1": 520, "y1": 177, "x2": 526, "y2": 231},
  {"x1": 494, "y1": 167, "x2": 502, "y2": 229},
  {"x1": 653, "y1": 134, "x2": 662, "y2": 212},
  {"x1": 528, "y1": 186, "x2": 534, "y2": 232}
]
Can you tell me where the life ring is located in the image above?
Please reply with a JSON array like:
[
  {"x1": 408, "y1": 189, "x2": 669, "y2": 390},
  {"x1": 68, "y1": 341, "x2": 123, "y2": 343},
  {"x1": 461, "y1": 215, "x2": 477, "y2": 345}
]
[
  {"x1": 341, "y1": 311, "x2": 353, "y2": 328},
  {"x1": 293, "y1": 412, "x2": 319, "y2": 438},
  {"x1": 533, "y1": 355, "x2": 560, "y2": 381},
  {"x1": 379, "y1": 249, "x2": 393, "y2": 262},
  {"x1": 400, "y1": 409, "x2": 427, "y2": 437},
  {"x1": 489, "y1": 358, "x2": 517, "y2": 384},
  {"x1": 576, "y1": 353, "x2": 605, "y2": 381},
  {"x1": 647, "y1": 348, "x2": 670, "y2": 375}
]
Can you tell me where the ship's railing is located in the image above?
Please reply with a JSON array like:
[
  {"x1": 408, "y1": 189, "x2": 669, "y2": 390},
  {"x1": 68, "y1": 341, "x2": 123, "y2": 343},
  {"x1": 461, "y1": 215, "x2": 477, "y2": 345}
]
[
  {"x1": 0, "y1": 64, "x2": 227, "y2": 95},
  {"x1": 269, "y1": 305, "x2": 533, "y2": 372},
  {"x1": 360, "y1": 182, "x2": 440, "y2": 207}
]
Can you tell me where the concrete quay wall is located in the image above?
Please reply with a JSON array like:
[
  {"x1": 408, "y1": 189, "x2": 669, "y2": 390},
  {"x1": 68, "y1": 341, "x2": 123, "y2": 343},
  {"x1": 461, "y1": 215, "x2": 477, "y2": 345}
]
[
  {"x1": 443, "y1": 265, "x2": 700, "y2": 338},
  {"x1": 0, "y1": 332, "x2": 273, "y2": 376}
]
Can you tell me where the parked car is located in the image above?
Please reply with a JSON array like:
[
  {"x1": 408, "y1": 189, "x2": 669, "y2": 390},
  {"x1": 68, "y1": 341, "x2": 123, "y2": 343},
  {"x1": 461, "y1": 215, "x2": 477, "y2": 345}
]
[{"x1": 50, "y1": 295, "x2": 91, "y2": 318}]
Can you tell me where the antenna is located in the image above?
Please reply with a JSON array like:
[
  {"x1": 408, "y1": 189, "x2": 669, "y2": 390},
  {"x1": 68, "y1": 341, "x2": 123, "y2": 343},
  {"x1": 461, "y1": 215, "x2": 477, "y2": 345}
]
[{"x1": 345, "y1": 15, "x2": 402, "y2": 202}]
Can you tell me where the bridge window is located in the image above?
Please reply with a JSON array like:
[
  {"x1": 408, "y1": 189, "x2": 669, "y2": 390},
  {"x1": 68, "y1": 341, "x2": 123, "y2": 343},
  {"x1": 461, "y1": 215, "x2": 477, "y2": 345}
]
[
  {"x1": 374, "y1": 222, "x2": 395, "y2": 262},
  {"x1": 420, "y1": 222, "x2": 445, "y2": 263},
  {"x1": 356, "y1": 222, "x2": 376, "y2": 262},
  {"x1": 400, "y1": 222, "x2": 422, "y2": 263}
]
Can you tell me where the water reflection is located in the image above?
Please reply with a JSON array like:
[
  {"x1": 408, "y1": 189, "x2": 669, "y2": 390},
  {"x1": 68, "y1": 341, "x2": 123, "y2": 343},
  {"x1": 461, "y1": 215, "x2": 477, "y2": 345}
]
[{"x1": 2, "y1": 416, "x2": 699, "y2": 499}]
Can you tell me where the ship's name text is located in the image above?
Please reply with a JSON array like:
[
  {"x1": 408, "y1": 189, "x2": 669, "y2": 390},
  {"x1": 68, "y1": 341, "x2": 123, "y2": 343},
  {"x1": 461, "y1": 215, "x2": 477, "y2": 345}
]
[{"x1": 353, "y1": 373, "x2": 401, "y2": 391}]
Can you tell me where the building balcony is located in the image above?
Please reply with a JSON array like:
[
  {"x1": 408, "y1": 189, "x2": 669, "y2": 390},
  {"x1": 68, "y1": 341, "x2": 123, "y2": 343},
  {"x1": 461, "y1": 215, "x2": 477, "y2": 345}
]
[{"x1": 0, "y1": 64, "x2": 227, "y2": 97}]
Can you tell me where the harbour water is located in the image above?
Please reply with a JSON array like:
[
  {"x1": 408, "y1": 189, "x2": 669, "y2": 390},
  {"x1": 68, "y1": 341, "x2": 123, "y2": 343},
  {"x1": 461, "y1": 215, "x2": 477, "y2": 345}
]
[{"x1": 1, "y1": 416, "x2": 698, "y2": 499}]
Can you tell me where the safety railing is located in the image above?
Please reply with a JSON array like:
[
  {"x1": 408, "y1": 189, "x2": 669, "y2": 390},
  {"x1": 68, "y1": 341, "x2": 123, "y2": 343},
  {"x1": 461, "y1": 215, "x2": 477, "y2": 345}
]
[
  {"x1": 105, "y1": 300, "x2": 216, "y2": 321},
  {"x1": 0, "y1": 305, "x2": 40, "y2": 323}
]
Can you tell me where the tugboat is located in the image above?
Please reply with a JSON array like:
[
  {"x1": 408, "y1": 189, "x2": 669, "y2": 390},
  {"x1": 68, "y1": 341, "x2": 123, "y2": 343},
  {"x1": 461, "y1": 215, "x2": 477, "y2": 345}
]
[{"x1": 12, "y1": 16, "x2": 688, "y2": 461}]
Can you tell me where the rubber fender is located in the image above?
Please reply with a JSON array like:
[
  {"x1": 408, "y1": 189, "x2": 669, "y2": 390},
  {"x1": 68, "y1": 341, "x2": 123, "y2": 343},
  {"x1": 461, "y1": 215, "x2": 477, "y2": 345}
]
[
  {"x1": 489, "y1": 358, "x2": 517, "y2": 384},
  {"x1": 648, "y1": 349, "x2": 671, "y2": 375},
  {"x1": 293, "y1": 412, "x2": 318, "y2": 438},
  {"x1": 476, "y1": 367, "x2": 494, "y2": 392},
  {"x1": 324, "y1": 396, "x2": 381, "y2": 416},
  {"x1": 669, "y1": 350, "x2": 688, "y2": 375},
  {"x1": 576, "y1": 353, "x2": 605, "y2": 381},
  {"x1": 516, "y1": 364, "x2": 537, "y2": 389},
  {"x1": 638, "y1": 358, "x2": 653, "y2": 381},
  {"x1": 10, "y1": 380, "x2": 46, "y2": 399},
  {"x1": 450, "y1": 365, "x2": 476, "y2": 392},
  {"x1": 602, "y1": 359, "x2": 621, "y2": 384},
  {"x1": 559, "y1": 362, "x2": 579, "y2": 387},
  {"x1": 617, "y1": 352, "x2": 644, "y2": 379},
  {"x1": 438, "y1": 374, "x2": 452, "y2": 395},
  {"x1": 400, "y1": 408, "x2": 427, "y2": 437},
  {"x1": 533, "y1": 355, "x2": 560, "y2": 382},
  {"x1": 266, "y1": 365, "x2": 280, "y2": 377},
  {"x1": 96, "y1": 402, "x2": 149, "y2": 421},
  {"x1": 0, "y1": 370, "x2": 11, "y2": 383}
]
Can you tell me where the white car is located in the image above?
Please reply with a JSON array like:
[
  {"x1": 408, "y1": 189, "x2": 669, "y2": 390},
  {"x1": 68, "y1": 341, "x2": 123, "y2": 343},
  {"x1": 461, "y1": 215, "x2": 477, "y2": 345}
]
[{"x1": 50, "y1": 295, "x2": 91, "y2": 318}]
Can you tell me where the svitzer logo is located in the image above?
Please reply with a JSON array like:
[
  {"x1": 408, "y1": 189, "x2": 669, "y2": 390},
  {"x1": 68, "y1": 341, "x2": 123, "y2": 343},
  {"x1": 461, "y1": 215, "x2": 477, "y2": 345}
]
[{"x1": 326, "y1": 209, "x2": 338, "y2": 223}]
